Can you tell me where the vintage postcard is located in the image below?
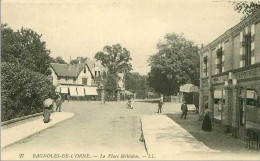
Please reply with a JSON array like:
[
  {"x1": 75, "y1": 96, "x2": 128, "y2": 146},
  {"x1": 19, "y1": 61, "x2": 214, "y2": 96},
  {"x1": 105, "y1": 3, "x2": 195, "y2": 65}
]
[{"x1": 1, "y1": 0, "x2": 260, "y2": 160}]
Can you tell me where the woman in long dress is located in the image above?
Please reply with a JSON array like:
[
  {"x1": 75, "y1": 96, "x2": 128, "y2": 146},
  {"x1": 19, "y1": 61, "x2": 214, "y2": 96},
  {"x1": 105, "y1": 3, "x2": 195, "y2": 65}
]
[{"x1": 202, "y1": 103, "x2": 212, "y2": 132}]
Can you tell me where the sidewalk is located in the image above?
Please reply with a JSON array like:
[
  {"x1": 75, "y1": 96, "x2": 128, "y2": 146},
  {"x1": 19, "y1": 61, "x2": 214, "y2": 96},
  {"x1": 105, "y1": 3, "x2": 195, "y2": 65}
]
[
  {"x1": 1, "y1": 112, "x2": 75, "y2": 148},
  {"x1": 141, "y1": 115, "x2": 219, "y2": 160}
]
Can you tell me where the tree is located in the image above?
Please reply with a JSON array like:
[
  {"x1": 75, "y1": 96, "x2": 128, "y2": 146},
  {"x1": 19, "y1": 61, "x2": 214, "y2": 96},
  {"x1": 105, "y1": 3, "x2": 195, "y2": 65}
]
[
  {"x1": 50, "y1": 56, "x2": 67, "y2": 64},
  {"x1": 1, "y1": 24, "x2": 52, "y2": 75},
  {"x1": 95, "y1": 44, "x2": 132, "y2": 99},
  {"x1": 125, "y1": 72, "x2": 147, "y2": 99},
  {"x1": 94, "y1": 44, "x2": 132, "y2": 73},
  {"x1": 1, "y1": 24, "x2": 55, "y2": 121},
  {"x1": 70, "y1": 56, "x2": 88, "y2": 64},
  {"x1": 233, "y1": 1, "x2": 260, "y2": 19},
  {"x1": 147, "y1": 33, "x2": 199, "y2": 96},
  {"x1": 103, "y1": 73, "x2": 119, "y2": 101}
]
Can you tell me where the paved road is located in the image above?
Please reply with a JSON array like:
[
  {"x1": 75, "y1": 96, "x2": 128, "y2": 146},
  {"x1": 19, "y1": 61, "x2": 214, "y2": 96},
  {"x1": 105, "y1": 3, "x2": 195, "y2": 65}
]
[{"x1": 1, "y1": 101, "x2": 181, "y2": 160}]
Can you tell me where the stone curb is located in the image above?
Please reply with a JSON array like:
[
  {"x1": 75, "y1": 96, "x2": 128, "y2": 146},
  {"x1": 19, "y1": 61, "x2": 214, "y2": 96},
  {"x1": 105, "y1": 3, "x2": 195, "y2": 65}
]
[
  {"x1": 1, "y1": 112, "x2": 44, "y2": 126},
  {"x1": 1, "y1": 112, "x2": 75, "y2": 149}
]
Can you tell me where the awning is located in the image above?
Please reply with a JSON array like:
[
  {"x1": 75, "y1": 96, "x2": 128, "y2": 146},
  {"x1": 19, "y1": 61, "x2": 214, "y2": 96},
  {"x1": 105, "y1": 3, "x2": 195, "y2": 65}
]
[
  {"x1": 69, "y1": 87, "x2": 78, "y2": 96},
  {"x1": 120, "y1": 90, "x2": 133, "y2": 95},
  {"x1": 180, "y1": 84, "x2": 198, "y2": 93},
  {"x1": 85, "y1": 87, "x2": 98, "y2": 95},
  {"x1": 60, "y1": 87, "x2": 69, "y2": 94},
  {"x1": 77, "y1": 86, "x2": 85, "y2": 96}
]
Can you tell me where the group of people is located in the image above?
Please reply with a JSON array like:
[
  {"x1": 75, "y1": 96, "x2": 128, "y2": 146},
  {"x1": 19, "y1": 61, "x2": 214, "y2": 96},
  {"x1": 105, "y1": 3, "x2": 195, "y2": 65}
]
[
  {"x1": 180, "y1": 101, "x2": 212, "y2": 132},
  {"x1": 156, "y1": 98, "x2": 212, "y2": 132},
  {"x1": 42, "y1": 93, "x2": 64, "y2": 123}
]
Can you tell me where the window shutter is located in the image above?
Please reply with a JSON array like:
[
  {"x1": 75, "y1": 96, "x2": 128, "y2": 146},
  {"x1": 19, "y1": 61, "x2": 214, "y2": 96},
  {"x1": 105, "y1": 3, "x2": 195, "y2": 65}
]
[
  {"x1": 240, "y1": 32, "x2": 243, "y2": 43},
  {"x1": 251, "y1": 24, "x2": 255, "y2": 36}
]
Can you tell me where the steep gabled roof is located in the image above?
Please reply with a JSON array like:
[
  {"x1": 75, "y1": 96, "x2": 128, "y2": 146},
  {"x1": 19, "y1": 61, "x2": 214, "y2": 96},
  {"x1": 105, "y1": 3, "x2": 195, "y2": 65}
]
[{"x1": 50, "y1": 62, "x2": 94, "y2": 78}]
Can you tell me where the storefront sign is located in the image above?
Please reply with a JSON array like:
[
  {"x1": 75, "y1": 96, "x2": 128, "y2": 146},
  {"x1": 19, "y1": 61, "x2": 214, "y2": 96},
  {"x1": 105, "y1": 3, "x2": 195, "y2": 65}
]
[
  {"x1": 234, "y1": 67, "x2": 260, "y2": 80},
  {"x1": 214, "y1": 90, "x2": 223, "y2": 99},
  {"x1": 241, "y1": 90, "x2": 257, "y2": 99},
  {"x1": 247, "y1": 90, "x2": 256, "y2": 99},
  {"x1": 213, "y1": 75, "x2": 228, "y2": 84}
]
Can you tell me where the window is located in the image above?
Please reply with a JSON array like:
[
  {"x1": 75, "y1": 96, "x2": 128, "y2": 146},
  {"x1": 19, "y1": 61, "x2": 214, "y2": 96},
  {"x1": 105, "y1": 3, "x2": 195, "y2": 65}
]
[
  {"x1": 82, "y1": 78, "x2": 88, "y2": 85},
  {"x1": 84, "y1": 67, "x2": 86, "y2": 73},
  {"x1": 95, "y1": 71, "x2": 97, "y2": 77},
  {"x1": 203, "y1": 56, "x2": 208, "y2": 77},
  {"x1": 216, "y1": 47, "x2": 223, "y2": 74},
  {"x1": 244, "y1": 34, "x2": 252, "y2": 66},
  {"x1": 98, "y1": 71, "x2": 100, "y2": 76}
]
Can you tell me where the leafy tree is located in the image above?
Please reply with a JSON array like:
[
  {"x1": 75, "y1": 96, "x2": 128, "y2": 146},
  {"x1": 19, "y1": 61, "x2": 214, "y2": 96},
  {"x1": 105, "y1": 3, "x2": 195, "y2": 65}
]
[
  {"x1": 1, "y1": 23, "x2": 56, "y2": 121},
  {"x1": 233, "y1": 1, "x2": 260, "y2": 19},
  {"x1": 95, "y1": 44, "x2": 132, "y2": 99},
  {"x1": 125, "y1": 72, "x2": 147, "y2": 99},
  {"x1": 50, "y1": 56, "x2": 67, "y2": 64},
  {"x1": 70, "y1": 56, "x2": 88, "y2": 64},
  {"x1": 95, "y1": 44, "x2": 132, "y2": 73},
  {"x1": 1, "y1": 24, "x2": 52, "y2": 75},
  {"x1": 147, "y1": 33, "x2": 199, "y2": 96}
]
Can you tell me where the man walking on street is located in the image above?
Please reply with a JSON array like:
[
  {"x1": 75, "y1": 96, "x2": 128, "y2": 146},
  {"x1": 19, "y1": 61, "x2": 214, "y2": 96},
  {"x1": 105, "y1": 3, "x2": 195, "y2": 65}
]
[
  {"x1": 56, "y1": 94, "x2": 62, "y2": 112},
  {"x1": 181, "y1": 100, "x2": 188, "y2": 119}
]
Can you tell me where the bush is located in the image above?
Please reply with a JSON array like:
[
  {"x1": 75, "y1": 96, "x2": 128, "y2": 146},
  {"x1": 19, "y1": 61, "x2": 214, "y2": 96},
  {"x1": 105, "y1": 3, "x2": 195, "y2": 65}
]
[{"x1": 1, "y1": 62, "x2": 55, "y2": 121}]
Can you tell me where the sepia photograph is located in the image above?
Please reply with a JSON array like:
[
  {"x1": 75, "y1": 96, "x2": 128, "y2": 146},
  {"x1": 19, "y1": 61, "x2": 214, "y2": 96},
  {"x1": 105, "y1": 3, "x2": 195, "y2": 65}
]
[{"x1": 1, "y1": 0, "x2": 260, "y2": 160}]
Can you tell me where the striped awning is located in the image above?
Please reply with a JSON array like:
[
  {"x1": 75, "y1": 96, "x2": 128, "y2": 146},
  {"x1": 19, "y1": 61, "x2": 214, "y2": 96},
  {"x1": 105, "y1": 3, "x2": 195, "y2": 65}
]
[
  {"x1": 77, "y1": 86, "x2": 85, "y2": 96},
  {"x1": 60, "y1": 87, "x2": 69, "y2": 94},
  {"x1": 69, "y1": 87, "x2": 78, "y2": 96},
  {"x1": 85, "y1": 87, "x2": 98, "y2": 95}
]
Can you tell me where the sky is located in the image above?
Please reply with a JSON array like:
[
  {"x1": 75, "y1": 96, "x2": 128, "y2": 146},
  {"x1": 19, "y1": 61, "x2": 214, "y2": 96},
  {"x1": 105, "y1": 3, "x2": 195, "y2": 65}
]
[{"x1": 1, "y1": 0, "x2": 243, "y2": 75}]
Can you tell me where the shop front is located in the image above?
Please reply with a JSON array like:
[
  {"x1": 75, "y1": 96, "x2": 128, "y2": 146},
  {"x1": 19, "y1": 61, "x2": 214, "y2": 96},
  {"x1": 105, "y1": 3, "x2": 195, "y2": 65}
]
[{"x1": 229, "y1": 63, "x2": 260, "y2": 140}]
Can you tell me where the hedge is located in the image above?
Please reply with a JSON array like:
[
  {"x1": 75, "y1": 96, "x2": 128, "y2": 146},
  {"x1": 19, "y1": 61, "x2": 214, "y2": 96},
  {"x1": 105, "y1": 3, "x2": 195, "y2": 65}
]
[{"x1": 1, "y1": 62, "x2": 55, "y2": 122}]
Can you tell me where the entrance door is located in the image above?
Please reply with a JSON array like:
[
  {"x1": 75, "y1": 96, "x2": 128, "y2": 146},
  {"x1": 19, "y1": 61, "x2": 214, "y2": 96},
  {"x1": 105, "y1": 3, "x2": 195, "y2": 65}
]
[{"x1": 238, "y1": 97, "x2": 246, "y2": 140}]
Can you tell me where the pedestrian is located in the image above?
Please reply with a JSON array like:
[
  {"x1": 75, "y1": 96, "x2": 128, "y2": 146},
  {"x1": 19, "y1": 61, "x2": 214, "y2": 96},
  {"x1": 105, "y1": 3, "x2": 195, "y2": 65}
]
[
  {"x1": 181, "y1": 100, "x2": 188, "y2": 119},
  {"x1": 43, "y1": 97, "x2": 54, "y2": 123},
  {"x1": 67, "y1": 95, "x2": 70, "y2": 103},
  {"x1": 158, "y1": 100, "x2": 164, "y2": 113},
  {"x1": 126, "y1": 96, "x2": 131, "y2": 108},
  {"x1": 55, "y1": 94, "x2": 62, "y2": 112},
  {"x1": 202, "y1": 102, "x2": 212, "y2": 131},
  {"x1": 130, "y1": 96, "x2": 134, "y2": 109}
]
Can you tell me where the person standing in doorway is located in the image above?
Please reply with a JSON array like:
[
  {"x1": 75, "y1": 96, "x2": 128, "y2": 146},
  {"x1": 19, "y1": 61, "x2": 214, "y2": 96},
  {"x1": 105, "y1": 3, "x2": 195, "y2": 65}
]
[{"x1": 181, "y1": 101, "x2": 188, "y2": 119}]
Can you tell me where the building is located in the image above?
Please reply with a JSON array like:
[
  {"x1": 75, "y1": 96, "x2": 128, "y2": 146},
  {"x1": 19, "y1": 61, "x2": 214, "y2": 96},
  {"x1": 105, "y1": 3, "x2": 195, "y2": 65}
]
[
  {"x1": 199, "y1": 9, "x2": 260, "y2": 140},
  {"x1": 50, "y1": 59, "x2": 104, "y2": 99}
]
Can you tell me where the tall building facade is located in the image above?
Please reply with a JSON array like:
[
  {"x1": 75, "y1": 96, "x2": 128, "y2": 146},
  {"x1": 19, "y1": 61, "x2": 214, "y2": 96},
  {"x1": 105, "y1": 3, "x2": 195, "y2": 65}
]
[{"x1": 199, "y1": 9, "x2": 260, "y2": 140}]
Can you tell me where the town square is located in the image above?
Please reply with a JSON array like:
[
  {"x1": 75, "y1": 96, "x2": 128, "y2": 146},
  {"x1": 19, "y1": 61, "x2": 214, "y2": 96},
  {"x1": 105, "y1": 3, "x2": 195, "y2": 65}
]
[{"x1": 1, "y1": 0, "x2": 260, "y2": 160}]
